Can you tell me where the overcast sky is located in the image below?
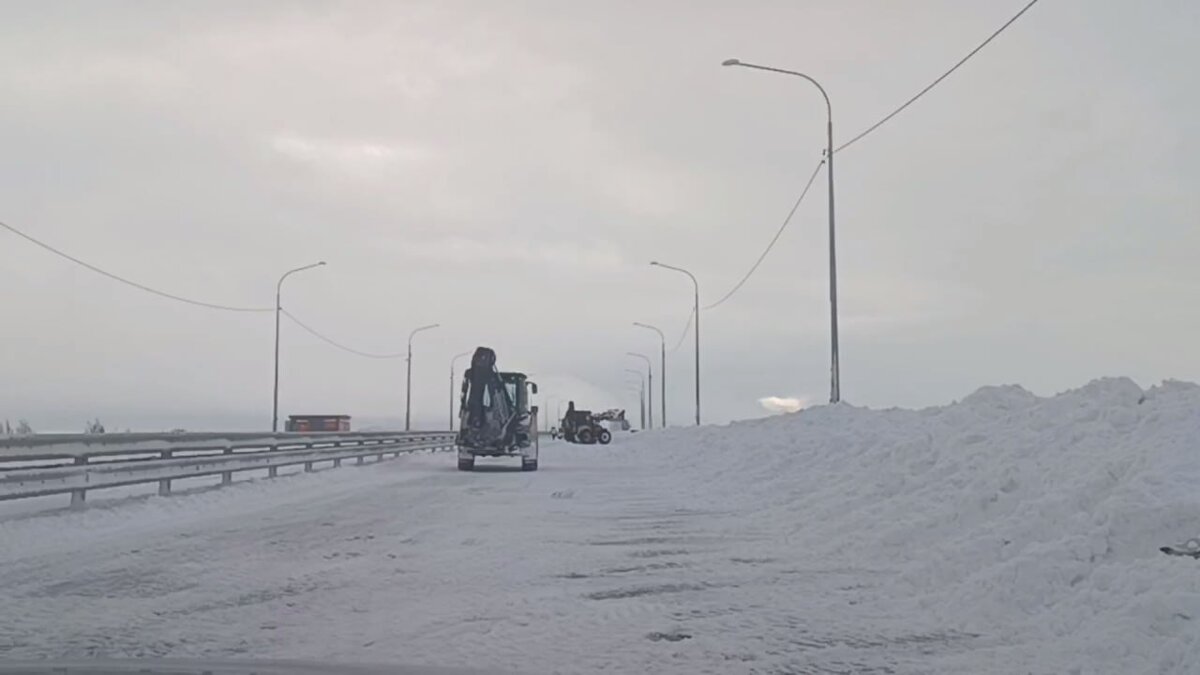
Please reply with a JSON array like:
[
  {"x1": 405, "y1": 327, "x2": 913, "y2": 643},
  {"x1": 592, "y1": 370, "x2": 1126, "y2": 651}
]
[{"x1": 1, "y1": 0, "x2": 1197, "y2": 431}]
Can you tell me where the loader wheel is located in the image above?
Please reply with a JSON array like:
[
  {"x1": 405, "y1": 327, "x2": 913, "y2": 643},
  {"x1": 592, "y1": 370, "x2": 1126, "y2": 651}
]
[
  {"x1": 458, "y1": 458, "x2": 475, "y2": 471},
  {"x1": 522, "y1": 459, "x2": 538, "y2": 472},
  {"x1": 597, "y1": 429, "x2": 612, "y2": 445},
  {"x1": 576, "y1": 427, "x2": 595, "y2": 445}
]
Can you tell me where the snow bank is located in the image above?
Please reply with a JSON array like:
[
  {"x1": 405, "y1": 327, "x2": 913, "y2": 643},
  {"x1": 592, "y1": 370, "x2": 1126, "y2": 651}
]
[
  {"x1": 2, "y1": 378, "x2": 1196, "y2": 674},
  {"x1": 620, "y1": 377, "x2": 1200, "y2": 673}
]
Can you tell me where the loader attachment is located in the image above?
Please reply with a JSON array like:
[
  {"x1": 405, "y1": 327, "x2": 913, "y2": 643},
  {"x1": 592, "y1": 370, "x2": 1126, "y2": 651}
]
[{"x1": 455, "y1": 347, "x2": 535, "y2": 460}]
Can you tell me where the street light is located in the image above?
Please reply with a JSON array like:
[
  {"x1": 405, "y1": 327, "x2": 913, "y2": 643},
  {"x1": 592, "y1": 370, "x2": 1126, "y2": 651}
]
[
  {"x1": 626, "y1": 352, "x2": 653, "y2": 429},
  {"x1": 723, "y1": 58, "x2": 841, "y2": 404},
  {"x1": 405, "y1": 324, "x2": 440, "y2": 431},
  {"x1": 273, "y1": 261, "x2": 326, "y2": 432},
  {"x1": 625, "y1": 369, "x2": 646, "y2": 430},
  {"x1": 651, "y1": 261, "x2": 701, "y2": 425},
  {"x1": 544, "y1": 395, "x2": 560, "y2": 431},
  {"x1": 633, "y1": 322, "x2": 666, "y2": 427},
  {"x1": 449, "y1": 351, "x2": 472, "y2": 430}
]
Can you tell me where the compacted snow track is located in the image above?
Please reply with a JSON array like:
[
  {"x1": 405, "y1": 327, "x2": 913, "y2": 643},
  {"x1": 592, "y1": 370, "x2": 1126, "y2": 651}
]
[{"x1": 1, "y1": 378, "x2": 1198, "y2": 674}]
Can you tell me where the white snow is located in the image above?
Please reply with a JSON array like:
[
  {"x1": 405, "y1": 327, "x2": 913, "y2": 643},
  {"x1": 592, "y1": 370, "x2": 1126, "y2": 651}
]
[{"x1": 1, "y1": 377, "x2": 1198, "y2": 674}]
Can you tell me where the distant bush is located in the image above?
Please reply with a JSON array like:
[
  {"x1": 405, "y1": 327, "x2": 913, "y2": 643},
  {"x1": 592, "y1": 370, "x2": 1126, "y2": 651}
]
[{"x1": 1, "y1": 419, "x2": 34, "y2": 436}]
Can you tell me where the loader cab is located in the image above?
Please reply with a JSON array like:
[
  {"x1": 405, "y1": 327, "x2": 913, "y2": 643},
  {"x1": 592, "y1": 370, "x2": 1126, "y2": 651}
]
[{"x1": 498, "y1": 372, "x2": 537, "y2": 415}]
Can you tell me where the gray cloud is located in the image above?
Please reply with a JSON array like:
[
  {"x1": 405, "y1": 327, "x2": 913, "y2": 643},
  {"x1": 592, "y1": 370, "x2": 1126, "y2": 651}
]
[{"x1": 1, "y1": 0, "x2": 1197, "y2": 431}]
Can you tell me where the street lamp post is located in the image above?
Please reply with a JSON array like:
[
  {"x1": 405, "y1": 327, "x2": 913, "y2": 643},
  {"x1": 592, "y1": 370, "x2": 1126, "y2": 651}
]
[
  {"x1": 450, "y1": 351, "x2": 471, "y2": 430},
  {"x1": 651, "y1": 261, "x2": 701, "y2": 425},
  {"x1": 625, "y1": 370, "x2": 646, "y2": 430},
  {"x1": 405, "y1": 324, "x2": 440, "y2": 431},
  {"x1": 273, "y1": 261, "x2": 326, "y2": 432},
  {"x1": 633, "y1": 322, "x2": 666, "y2": 427},
  {"x1": 722, "y1": 58, "x2": 840, "y2": 404},
  {"x1": 627, "y1": 352, "x2": 653, "y2": 429},
  {"x1": 544, "y1": 395, "x2": 560, "y2": 431}
]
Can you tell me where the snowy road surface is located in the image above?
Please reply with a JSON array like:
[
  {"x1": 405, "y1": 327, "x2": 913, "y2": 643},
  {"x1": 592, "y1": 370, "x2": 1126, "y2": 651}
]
[{"x1": 2, "y1": 377, "x2": 1199, "y2": 674}]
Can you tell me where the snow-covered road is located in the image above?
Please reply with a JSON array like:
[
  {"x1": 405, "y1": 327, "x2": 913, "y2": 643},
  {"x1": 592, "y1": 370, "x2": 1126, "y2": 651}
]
[
  {"x1": 0, "y1": 444, "x2": 971, "y2": 674},
  {"x1": 2, "y1": 378, "x2": 1198, "y2": 674}
]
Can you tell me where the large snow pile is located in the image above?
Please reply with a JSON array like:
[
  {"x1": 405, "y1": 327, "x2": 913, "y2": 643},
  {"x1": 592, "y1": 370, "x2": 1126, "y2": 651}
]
[
  {"x1": 1, "y1": 377, "x2": 1197, "y2": 674},
  {"x1": 634, "y1": 377, "x2": 1200, "y2": 672}
]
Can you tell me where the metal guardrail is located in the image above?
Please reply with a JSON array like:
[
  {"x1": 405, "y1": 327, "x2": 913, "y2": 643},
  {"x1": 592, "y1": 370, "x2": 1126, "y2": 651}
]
[{"x1": 0, "y1": 431, "x2": 456, "y2": 506}]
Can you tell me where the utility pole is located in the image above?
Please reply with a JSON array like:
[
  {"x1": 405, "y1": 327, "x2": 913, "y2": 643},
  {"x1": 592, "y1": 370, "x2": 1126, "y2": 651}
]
[
  {"x1": 543, "y1": 396, "x2": 560, "y2": 431},
  {"x1": 626, "y1": 368, "x2": 646, "y2": 430},
  {"x1": 723, "y1": 58, "x2": 841, "y2": 403},
  {"x1": 627, "y1": 352, "x2": 653, "y2": 429},
  {"x1": 633, "y1": 322, "x2": 666, "y2": 427},
  {"x1": 651, "y1": 261, "x2": 701, "y2": 424},
  {"x1": 449, "y1": 351, "x2": 471, "y2": 430},
  {"x1": 273, "y1": 261, "x2": 325, "y2": 432},
  {"x1": 405, "y1": 324, "x2": 439, "y2": 431}
]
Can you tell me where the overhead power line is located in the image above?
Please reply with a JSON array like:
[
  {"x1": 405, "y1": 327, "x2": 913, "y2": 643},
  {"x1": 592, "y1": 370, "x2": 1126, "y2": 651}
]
[
  {"x1": 704, "y1": 159, "x2": 825, "y2": 310},
  {"x1": 0, "y1": 218, "x2": 272, "y2": 313},
  {"x1": 281, "y1": 309, "x2": 406, "y2": 359},
  {"x1": 669, "y1": 306, "x2": 695, "y2": 353},
  {"x1": 836, "y1": 0, "x2": 1041, "y2": 153},
  {"x1": 705, "y1": 0, "x2": 1041, "y2": 312},
  {"x1": 5, "y1": 218, "x2": 420, "y2": 362}
]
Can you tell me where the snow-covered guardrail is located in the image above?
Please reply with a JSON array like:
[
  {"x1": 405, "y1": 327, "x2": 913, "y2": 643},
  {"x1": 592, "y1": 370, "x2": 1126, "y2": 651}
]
[{"x1": 0, "y1": 431, "x2": 456, "y2": 506}]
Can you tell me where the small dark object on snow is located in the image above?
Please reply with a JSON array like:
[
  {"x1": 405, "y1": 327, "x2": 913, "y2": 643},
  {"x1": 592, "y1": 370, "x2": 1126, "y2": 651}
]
[
  {"x1": 1160, "y1": 538, "x2": 1200, "y2": 559},
  {"x1": 646, "y1": 631, "x2": 692, "y2": 642}
]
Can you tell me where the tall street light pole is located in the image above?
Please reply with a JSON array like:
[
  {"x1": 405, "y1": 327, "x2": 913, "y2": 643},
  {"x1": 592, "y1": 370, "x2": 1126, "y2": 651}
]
[
  {"x1": 405, "y1": 324, "x2": 440, "y2": 431},
  {"x1": 450, "y1": 351, "x2": 471, "y2": 430},
  {"x1": 651, "y1": 261, "x2": 701, "y2": 424},
  {"x1": 544, "y1": 396, "x2": 560, "y2": 431},
  {"x1": 633, "y1": 322, "x2": 666, "y2": 427},
  {"x1": 722, "y1": 58, "x2": 841, "y2": 404},
  {"x1": 273, "y1": 261, "x2": 326, "y2": 432},
  {"x1": 626, "y1": 352, "x2": 653, "y2": 429},
  {"x1": 625, "y1": 370, "x2": 646, "y2": 430}
]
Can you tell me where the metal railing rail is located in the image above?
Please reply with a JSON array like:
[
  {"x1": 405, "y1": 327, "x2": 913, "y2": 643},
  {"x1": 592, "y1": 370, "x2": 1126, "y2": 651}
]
[{"x1": 0, "y1": 431, "x2": 456, "y2": 506}]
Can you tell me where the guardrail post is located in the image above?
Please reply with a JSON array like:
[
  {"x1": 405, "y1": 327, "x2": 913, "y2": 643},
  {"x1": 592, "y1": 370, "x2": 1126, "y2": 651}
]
[
  {"x1": 221, "y1": 446, "x2": 233, "y2": 485},
  {"x1": 333, "y1": 458, "x2": 341, "y2": 467},
  {"x1": 302, "y1": 439, "x2": 316, "y2": 472},
  {"x1": 159, "y1": 451, "x2": 173, "y2": 495},
  {"x1": 70, "y1": 456, "x2": 88, "y2": 507},
  {"x1": 356, "y1": 455, "x2": 365, "y2": 465}
]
